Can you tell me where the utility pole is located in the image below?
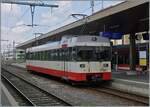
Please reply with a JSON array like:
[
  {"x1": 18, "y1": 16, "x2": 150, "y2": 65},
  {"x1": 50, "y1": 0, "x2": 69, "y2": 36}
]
[
  {"x1": 101, "y1": 0, "x2": 104, "y2": 9},
  {"x1": 90, "y1": 0, "x2": 94, "y2": 14},
  {"x1": 1, "y1": 0, "x2": 59, "y2": 27}
]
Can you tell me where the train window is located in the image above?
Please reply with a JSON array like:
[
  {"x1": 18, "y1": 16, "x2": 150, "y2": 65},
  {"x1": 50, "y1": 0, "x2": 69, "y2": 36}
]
[
  {"x1": 72, "y1": 47, "x2": 76, "y2": 61},
  {"x1": 38, "y1": 52, "x2": 41, "y2": 60},
  {"x1": 26, "y1": 52, "x2": 29, "y2": 60},
  {"x1": 36, "y1": 52, "x2": 39, "y2": 60},
  {"x1": 61, "y1": 49, "x2": 64, "y2": 60},
  {"x1": 29, "y1": 53, "x2": 32, "y2": 60},
  {"x1": 53, "y1": 50, "x2": 56, "y2": 60},
  {"x1": 42, "y1": 51, "x2": 45, "y2": 61},
  {"x1": 48, "y1": 50, "x2": 51, "y2": 60},
  {"x1": 37, "y1": 52, "x2": 39, "y2": 60},
  {"x1": 55, "y1": 49, "x2": 57, "y2": 61},
  {"x1": 43, "y1": 51, "x2": 45, "y2": 60},
  {"x1": 56, "y1": 49, "x2": 59, "y2": 61},
  {"x1": 32, "y1": 52, "x2": 35, "y2": 60},
  {"x1": 59, "y1": 49, "x2": 62, "y2": 60},
  {"x1": 46, "y1": 51, "x2": 48, "y2": 60},
  {"x1": 34, "y1": 52, "x2": 36, "y2": 60},
  {"x1": 39, "y1": 52, "x2": 42, "y2": 60},
  {"x1": 45, "y1": 51, "x2": 48, "y2": 61},
  {"x1": 68, "y1": 48, "x2": 72, "y2": 60},
  {"x1": 51, "y1": 50, "x2": 54, "y2": 60},
  {"x1": 63, "y1": 49, "x2": 67, "y2": 61},
  {"x1": 40, "y1": 51, "x2": 43, "y2": 61}
]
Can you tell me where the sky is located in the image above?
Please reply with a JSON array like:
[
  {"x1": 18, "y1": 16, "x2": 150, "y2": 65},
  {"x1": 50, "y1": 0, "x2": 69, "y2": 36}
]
[{"x1": 1, "y1": 0, "x2": 124, "y2": 52}]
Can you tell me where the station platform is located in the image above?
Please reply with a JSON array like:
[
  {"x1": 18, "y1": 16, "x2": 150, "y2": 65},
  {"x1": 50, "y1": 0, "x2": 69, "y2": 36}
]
[
  {"x1": 1, "y1": 83, "x2": 18, "y2": 106},
  {"x1": 112, "y1": 70, "x2": 149, "y2": 83},
  {"x1": 11, "y1": 62, "x2": 26, "y2": 68}
]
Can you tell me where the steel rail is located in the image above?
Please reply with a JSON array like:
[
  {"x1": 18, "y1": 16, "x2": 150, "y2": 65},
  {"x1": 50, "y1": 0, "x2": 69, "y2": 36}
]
[
  {"x1": 90, "y1": 87, "x2": 149, "y2": 105},
  {"x1": 2, "y1": 68, "x2": 72, "y2": 106},
  {"x1": 1, "y1": 74, "x2": 35, "y2": 106}
]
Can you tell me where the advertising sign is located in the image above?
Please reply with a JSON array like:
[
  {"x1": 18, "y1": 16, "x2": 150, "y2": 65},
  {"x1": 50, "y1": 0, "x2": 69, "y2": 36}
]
[{"x1": 139, "y1": 51, "x2": 146, "y2": 58}]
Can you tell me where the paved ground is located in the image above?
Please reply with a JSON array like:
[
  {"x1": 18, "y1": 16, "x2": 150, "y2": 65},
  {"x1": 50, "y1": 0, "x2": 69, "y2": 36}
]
[{"x1": 112, "y1": 70, "x2": 149, "y2": 83}]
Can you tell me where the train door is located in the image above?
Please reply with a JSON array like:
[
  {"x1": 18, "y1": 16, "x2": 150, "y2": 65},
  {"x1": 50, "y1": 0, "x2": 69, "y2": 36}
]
[{"x1": 62, "y1": 48, "x2": 68, "y2": 80}]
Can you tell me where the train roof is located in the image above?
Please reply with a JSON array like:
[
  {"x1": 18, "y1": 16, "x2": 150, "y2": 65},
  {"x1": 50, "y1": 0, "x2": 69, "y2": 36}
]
[{"x1": 27, "y1": 35, "x2": 110, "y2": 52}]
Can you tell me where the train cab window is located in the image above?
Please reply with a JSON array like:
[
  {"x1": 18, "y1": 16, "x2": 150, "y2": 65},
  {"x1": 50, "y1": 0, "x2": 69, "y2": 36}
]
[
  {"x1": 97, "y1": 47, "x2": 111, "y2": 61},
  {"x1": 76, "y1": 47, "x2": 94, "y2": 61},
  {"x1": 76, "y1": 46, "x2": 111, "y2": 61}
]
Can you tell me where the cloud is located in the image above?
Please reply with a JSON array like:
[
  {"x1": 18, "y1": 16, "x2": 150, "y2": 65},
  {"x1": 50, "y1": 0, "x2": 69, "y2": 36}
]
[
  {"x1": 41, "y1": 14, "x2": 59, "y2": 24},
  {"x1": 11, "y1": 26, "x2": 31, "y2": 34},
  {"x1": 1, "y1": 24, "x2": 32, "y2": 51},
  {"x1": 57, "y1": 1, "x2": 72, "y2": 8},
  {"x1": 1, "y1": 3, "x2": 21, "y2": 16},
  {"x1": 41, "y1": 1, "x2": 73, "y2": 24}
]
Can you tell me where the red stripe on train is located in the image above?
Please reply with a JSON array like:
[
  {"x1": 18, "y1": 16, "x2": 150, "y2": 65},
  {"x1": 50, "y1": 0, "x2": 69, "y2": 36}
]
[{"x1": 26, "y1": 65, "x2": 111, "y2": 81}]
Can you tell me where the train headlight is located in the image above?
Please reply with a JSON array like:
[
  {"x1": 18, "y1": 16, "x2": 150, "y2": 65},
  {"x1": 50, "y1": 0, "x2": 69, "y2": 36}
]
[
  {"x1": 80, "y1": 64, "x2": 85, "y2": 68},
  {"x1": 103, "y1": 63, "x2": 108, "y2": 67}
]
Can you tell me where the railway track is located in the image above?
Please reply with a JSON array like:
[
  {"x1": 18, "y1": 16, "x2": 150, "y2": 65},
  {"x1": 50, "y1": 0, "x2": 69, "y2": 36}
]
[
  {"x1": 2, "y1": 69, "x2": 72, "y2": 106},
  {"x1": 91, "y1": 87, "x2": 149, "y2": 105},
  {"x1": 2, "y1": 65, "x2": 149, "y2": 106}
]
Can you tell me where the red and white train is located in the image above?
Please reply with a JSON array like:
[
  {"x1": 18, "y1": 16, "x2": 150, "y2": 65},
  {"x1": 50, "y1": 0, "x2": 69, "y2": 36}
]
[{"x1": 26, "y1": 35, "x2": 112, "y2": 82}]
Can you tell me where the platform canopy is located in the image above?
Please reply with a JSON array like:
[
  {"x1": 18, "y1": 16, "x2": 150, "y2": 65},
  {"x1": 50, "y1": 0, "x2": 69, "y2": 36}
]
[{"x1": 17, "y1": 0, "x2": 149, "y2": 49}]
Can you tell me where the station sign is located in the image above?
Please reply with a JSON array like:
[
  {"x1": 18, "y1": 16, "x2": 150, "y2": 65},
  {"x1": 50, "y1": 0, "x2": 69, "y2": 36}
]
[
  {"x1": 139, "y1": 51, "x2": 147, "y2": 66},
  {"x1": 99, "y1": 32, "x2": 123, "y2": 39},
  {"x1": 139, "y1": 59, "x2": 147, "y2": 66},
  {"x1": 139, "y1": 51, "x2": 146, "y2": 58}
]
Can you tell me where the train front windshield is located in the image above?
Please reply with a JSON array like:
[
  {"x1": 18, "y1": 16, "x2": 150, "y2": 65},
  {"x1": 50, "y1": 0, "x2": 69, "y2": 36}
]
[{"x1": 76, "y1": 46, "x2": 111, "y2": 61}]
